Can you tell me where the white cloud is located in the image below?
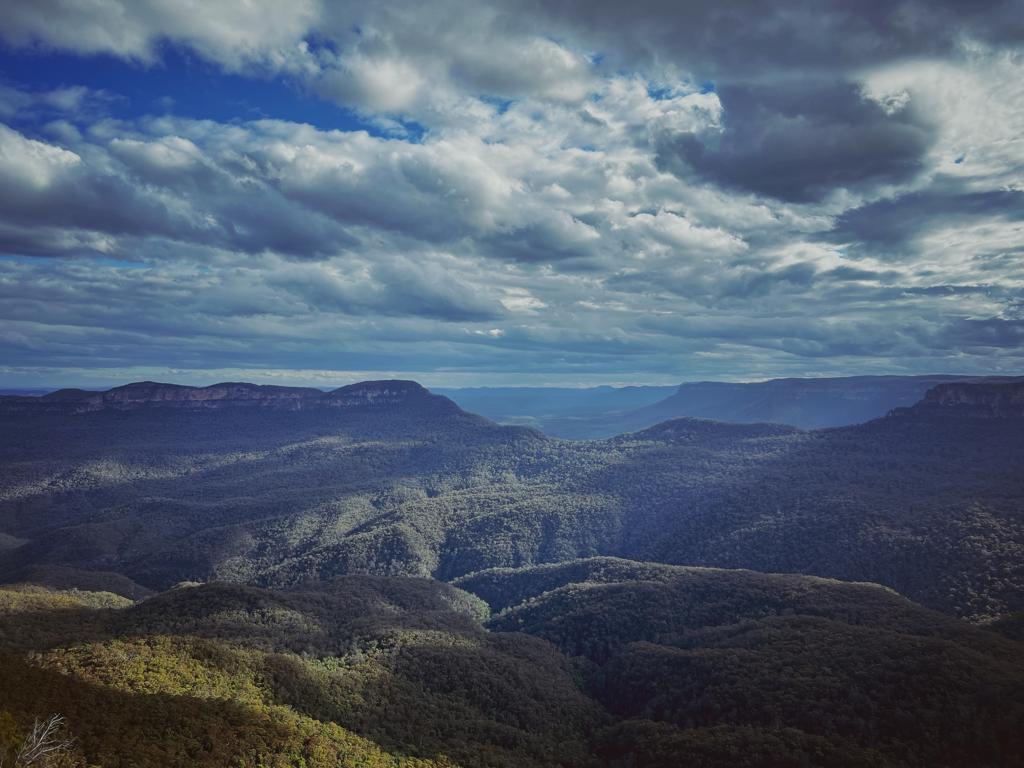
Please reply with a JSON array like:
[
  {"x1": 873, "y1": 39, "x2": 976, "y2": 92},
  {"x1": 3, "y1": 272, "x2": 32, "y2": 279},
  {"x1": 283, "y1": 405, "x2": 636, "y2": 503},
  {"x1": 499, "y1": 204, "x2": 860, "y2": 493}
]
[
  {"x1": 860, "y1": 49, "x2": 1024, "y2": 188},
  {"x1": 0, "y1": 2, "x2": 1022, "y2": 381},
  {"x1": 0, "y1": 124, "x2": 81, "y2": 192},
  {"x1": 0, "y1": 0, "x2": 319, "y2": 70}
]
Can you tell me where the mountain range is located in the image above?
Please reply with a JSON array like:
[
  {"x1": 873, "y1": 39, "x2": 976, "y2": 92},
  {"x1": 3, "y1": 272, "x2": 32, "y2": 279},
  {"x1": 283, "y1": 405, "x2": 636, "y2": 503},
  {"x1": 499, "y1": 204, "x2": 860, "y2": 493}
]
[
  {"x1": 7, "y1": 374, "x2": 990, "y2": 435},
  {"x1": 441, "y1": 375, "x2": 993, "y2": 437},
  {"x1": 1, "y1": 376, "x2": 1023, "y2": 766},
  {"x1": 0, "y1": 380, "x2": 459, "y2": 414}
]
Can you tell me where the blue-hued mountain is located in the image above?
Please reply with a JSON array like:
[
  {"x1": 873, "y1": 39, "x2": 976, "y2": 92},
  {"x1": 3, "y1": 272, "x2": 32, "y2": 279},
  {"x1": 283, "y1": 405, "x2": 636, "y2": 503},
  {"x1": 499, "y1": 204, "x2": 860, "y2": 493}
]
[
  {"x1": 893, "y1": 377, "x2": 1024, "y2": 419},
  {"x1": 621, "y1": 375, "x2": 1002, "y2": 431},
  {"x1": 0, "y1": 379, "x2": 464, "y2": 415},
  {"x1": 444, "y1": 375, "x2": 986, "y2": 438}
]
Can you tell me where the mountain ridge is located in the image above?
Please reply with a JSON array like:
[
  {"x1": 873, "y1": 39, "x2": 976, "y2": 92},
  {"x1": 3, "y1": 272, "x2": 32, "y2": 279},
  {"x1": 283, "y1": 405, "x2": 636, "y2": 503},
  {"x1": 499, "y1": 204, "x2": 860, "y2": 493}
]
[
  {"x1": 0, "y1": 379, "x2": 462, "y2": 415},
  {"x1": 891, "y1": 378, "x2": 1024, "y2": 419},
  {"x1": 2, "y1": 378, "x2": 1023, "y2": 618},
  {"x1": 440, "y1": 374, "x2": 1005, "y2": 438},
  {"x1": 4, "y1": 563, "x2": 1024, "y2": 767}
]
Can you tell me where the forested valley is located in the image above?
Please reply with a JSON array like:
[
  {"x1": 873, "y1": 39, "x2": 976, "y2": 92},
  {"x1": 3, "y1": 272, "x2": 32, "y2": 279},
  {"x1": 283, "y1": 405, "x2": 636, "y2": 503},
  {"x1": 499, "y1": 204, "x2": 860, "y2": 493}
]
[{"x1": 0, "y1": 378, "x2": 1022, "y2": 766}]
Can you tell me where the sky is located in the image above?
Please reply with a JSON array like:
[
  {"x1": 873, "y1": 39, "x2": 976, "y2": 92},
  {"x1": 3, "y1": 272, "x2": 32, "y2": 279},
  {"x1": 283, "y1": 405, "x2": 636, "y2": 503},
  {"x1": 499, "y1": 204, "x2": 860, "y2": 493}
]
[{"x1": 0, "y1": 1, "x2": 1022, "y2": 388}]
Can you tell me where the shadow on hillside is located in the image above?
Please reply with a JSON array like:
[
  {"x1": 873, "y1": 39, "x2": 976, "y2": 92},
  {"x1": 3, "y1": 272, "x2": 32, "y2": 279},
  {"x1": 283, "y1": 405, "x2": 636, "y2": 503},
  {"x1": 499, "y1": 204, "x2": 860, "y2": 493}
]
[{"x1": 591, "y1": 414, "x2": 1024, "y2": 617}]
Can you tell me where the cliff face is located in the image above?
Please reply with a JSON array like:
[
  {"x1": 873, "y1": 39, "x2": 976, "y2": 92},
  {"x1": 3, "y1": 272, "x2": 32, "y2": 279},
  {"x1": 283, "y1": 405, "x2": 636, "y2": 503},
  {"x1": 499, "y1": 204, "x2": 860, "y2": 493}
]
[
  {"x1": 891, "y1": 379, "x2": 1024, "y2": 419},
  {"x1": 0, "y1": 380, "x2": 459, "y2": 415}
]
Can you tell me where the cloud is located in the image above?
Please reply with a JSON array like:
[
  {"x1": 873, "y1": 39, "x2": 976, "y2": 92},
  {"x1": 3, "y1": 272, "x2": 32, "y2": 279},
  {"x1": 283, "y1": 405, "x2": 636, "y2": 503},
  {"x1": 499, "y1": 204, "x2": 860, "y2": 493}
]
[
  {"x1": 516, "y1": 0, "x2": 1024, "y2": 79},
  {"x1": 661, "y1": 81, "x2": 936, "y2": 202},
  {"x1": 269, "y1": 253, "x2": 504, "y2": 322},
  {"x1": 830, "y1": 184, "x2": 1024, "y2": 260},
  {"x1": 0, "y1": 0, "x2": 319, "y2": 70},
  {"x1": 0, "y1": 1, "x2": 1022, "y2": 383}
]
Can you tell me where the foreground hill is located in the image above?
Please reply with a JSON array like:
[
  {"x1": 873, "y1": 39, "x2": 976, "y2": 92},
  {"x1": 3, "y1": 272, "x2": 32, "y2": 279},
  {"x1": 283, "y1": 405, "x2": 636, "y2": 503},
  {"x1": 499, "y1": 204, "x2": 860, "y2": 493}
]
[
  {"x1": 2, "y1": 565, "x2": 1022, "y2": 767},
  {"x1": 0, "y1": 577, "x2": 599, "y2": 767},
  {"x1": 461, "y1": 558, "x2": 1024, "y2": 767},
  {"x1": 1, "y1": 379, "x2": 1023, "y2": 619}
]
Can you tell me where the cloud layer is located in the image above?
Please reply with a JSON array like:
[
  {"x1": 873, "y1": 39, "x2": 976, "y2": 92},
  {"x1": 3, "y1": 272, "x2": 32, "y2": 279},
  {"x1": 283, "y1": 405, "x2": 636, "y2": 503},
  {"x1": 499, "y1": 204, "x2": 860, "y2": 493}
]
[{"x1": 0, "y1": 1, "x2": 1022, "y2": 385}]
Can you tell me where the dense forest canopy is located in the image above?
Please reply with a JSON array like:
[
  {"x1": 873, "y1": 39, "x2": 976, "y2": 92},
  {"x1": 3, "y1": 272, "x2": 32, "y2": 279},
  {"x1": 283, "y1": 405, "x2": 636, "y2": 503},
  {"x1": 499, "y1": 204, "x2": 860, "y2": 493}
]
[
  {"x1": 1, "y1": 379, "x2": 1023, "y2": 766},
  {"x1": 2, "y1": 379, "x2": 1022, "y2": 619}
]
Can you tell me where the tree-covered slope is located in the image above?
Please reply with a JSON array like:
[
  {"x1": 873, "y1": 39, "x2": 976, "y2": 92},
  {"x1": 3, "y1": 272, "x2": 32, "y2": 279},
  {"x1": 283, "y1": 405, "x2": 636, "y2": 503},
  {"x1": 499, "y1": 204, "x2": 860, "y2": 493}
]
[
  {"x1": 464, "y1": 559, "x2": 1024, "y2": 768},
  {"x1": 1, "y1": 379, "x2": 1023, "y2": 619},
  {"x1": 0, "y1": 578, "x2": 601, "y2": 768},
  {"x1": 4, "y1": 564, "x2": 1023, "y2": 767}
]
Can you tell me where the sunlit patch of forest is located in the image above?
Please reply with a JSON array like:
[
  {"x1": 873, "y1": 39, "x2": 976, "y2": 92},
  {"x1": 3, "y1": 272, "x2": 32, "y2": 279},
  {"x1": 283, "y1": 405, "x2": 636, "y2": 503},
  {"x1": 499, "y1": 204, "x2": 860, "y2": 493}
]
[{"x1": 2, "y1": 564, "x2": 1023, "y2": 767}]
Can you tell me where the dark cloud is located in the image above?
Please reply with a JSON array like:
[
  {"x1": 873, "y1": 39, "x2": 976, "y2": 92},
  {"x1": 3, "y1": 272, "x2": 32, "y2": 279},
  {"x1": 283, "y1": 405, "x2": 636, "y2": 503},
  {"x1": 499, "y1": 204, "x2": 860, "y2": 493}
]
[
  {"x1": 0, "y1": 128, "x2": 359, "y2": 258},
  {"x1": 0, "y1": 2, "x2": 1022, "y2": 384},
  {"x1": 829, "y1": 184, "x2": 1024, "y2": 257},
  {"x1": 933, "y1": 317, "x2": 1024, "y2": 354},
  {"x1": 524, "y1": 0, "x2": 1024, "y2": 78},
  {"x1": 658, "y1": 81, "x2": 935, "y2": 202}
]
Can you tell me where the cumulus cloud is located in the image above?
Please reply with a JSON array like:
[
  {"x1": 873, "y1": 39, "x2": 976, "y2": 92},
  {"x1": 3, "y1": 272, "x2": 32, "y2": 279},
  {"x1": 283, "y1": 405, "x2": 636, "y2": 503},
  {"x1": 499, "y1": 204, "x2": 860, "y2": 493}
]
[
  {"x1": 661, "y1": 81, "x2": 936, "y2": 203},
  {"x1": 0, "y1": 0, "x2": 1022, "y2": 383},
  {"x1": 0, "y1": 0, "x2": 319, "y2": 70}
]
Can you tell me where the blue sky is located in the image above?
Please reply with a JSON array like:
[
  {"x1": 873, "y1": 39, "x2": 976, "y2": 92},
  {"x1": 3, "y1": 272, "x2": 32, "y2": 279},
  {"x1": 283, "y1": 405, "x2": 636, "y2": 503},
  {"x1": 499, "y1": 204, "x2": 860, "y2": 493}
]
[
  {"x1": 0, "y1": 45, "x2": 382, "y2": 134},
  {"x1": 0, "y1": 1, "x2": 1022, "y2": 388}
]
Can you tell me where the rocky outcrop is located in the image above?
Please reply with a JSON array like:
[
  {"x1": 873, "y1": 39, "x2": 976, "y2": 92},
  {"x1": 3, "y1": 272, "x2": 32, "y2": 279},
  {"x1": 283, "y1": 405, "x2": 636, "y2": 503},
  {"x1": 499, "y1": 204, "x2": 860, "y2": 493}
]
[{"x1": 890, "y1": 378, "x2": 1024, "y2": 419}]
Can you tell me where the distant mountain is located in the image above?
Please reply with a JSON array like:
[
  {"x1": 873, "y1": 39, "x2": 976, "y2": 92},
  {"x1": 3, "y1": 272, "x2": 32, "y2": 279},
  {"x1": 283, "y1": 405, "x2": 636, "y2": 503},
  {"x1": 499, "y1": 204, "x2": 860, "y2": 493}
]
[
  {"x1": 0, "y1": 379, "x2": 463, "y2": 415},
  {"x1": 893, "y1": 378, "x2": 1024, "y2": 418},
  {"x1": 2, "y1": 378, "x2": 1023, "y2": 620},
  {"x1": 550, "y1": 374, "x2": 977, "y2": 437},
  {"x1": 439, "y1": 375, "x2": 989, "y2": 438},
  {"x1": 436, "y1": 385, "x2": 675, "y2": 431}
]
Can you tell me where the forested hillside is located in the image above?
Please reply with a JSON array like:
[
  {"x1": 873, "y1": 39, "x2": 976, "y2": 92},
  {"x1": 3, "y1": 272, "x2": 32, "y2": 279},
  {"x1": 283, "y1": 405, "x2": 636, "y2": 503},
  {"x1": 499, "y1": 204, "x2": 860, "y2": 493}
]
[
  {"x1": 0, "y1": 577, "x2": 599, "y2": 767},
  {"x1": 2, "y1": 566, "x2": 1022, "y2": 767},
  {"x1": 464, "y1": 558, "x2": 1024, "y2": 767},
  {"x1": 1, "y1": 379, "x2": 1023, "y2": 620}
]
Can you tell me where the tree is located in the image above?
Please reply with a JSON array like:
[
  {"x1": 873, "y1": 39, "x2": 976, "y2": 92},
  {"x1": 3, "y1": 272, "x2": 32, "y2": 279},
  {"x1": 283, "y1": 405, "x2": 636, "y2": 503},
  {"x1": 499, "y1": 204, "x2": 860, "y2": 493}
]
[{"x1": 0, "y1": 715, "x2": 74, "y2": 768}]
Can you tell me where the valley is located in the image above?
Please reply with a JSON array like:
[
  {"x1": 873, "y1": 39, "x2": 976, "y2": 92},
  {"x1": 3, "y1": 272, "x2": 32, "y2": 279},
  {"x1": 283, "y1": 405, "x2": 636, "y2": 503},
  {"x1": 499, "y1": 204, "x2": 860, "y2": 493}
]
[{"x1": 1, "y1": 378, "x2": 1023, "y2": 766}]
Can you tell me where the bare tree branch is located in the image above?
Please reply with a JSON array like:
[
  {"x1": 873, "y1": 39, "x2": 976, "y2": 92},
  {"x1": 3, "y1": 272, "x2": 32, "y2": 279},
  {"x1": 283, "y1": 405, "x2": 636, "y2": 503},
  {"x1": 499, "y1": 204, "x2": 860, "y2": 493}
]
[{"x1": 14, "y1": 715, "x2": 74, "y2": 767}]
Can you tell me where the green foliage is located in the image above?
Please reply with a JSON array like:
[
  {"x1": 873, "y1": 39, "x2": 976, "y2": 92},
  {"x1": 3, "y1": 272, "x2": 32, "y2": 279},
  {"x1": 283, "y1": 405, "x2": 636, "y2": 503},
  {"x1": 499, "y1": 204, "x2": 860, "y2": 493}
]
[
  {"x1": 0, "y1": 578, "x2": 598, "y2": 767},
  {"x1": 1, "y1": 393, "x2": 1023, "y2": 764},
  {"x1": 990, "y1": 611, "x2": 1024, "y2": 641},
  {"x1": 469, "y1": 558, "x2": 1024, "y2": 767},
  {"x1": 3, "y1": 557, "x2": 1024, "y2": 767},
  {"x1": 594, "y1": 721, "x2": 888, "y2": 768},
  {"x1": 2, "y1": 401, "x2": 1022, "y2": 620}
]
